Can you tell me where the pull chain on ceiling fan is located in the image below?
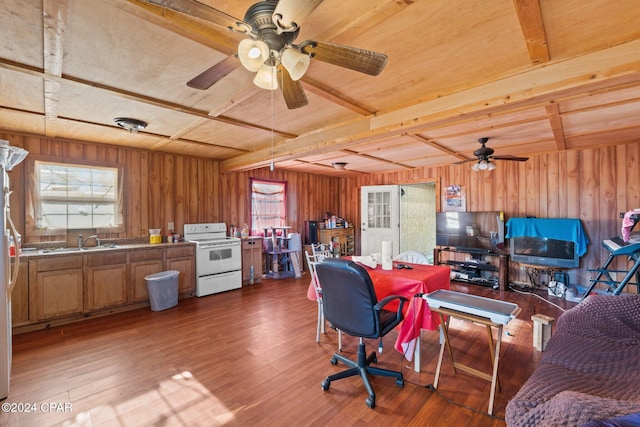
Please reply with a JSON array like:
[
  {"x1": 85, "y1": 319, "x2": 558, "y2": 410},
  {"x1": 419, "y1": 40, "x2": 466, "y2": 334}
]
[{"x1": 138, "y1": 0, "x2": 388, "y2": 109}]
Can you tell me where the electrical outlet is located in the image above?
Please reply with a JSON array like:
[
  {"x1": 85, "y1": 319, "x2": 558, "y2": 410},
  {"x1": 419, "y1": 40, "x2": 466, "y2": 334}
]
[{"x1": 168, "y1": 221, "x2": 174, "y2": 231}]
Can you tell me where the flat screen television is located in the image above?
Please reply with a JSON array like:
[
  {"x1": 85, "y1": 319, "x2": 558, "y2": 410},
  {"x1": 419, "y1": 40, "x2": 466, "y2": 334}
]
[
  {"x1": 436, "y1": 211, "x2": 503, "y2": 252},
  {"x1": 510, "y1": 235, "x2": 579, "y2": 268}
]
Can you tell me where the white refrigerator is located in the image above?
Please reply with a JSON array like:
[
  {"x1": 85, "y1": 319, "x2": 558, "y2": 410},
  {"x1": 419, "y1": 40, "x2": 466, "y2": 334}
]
[{"x1": 0, "y1": 140, "x2": 28, "y2": 401}]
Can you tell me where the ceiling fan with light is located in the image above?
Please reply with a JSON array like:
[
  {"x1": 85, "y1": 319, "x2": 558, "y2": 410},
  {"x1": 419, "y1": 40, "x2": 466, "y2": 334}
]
[
  {"x1": 456, "y1": 137, "x2": 529, "y2": 171},
  {"x1": 137, "y1": 0, "x2": 388, "y2": 109}
]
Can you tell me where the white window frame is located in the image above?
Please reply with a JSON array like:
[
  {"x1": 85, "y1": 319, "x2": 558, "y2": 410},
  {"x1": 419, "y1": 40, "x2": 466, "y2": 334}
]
[{"x1": 26, "y1": 159, "x2": 124, "y2": 235}]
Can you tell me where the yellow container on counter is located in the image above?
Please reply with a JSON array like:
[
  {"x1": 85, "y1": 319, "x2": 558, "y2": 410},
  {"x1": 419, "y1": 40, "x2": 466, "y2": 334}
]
[{"x1": 149, "y1": 228, "x2": 161, "y2": 244}]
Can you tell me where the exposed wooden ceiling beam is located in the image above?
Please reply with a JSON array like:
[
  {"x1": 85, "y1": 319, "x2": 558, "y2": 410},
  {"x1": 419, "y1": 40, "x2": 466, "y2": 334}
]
[
  {"x1": 125, "y1": 0, "x2": 240, "y2": 55},
  {"x1": 42, "y1": 0, "x2": 69, "y2": 137},
  {"x1": 0, "y1": 58, "x2": 296, "y2": 140},
  {"x1": 322, "y1": 0, "x2": 413, "y2": 43},
  {"x1": 126, "y1": 0, "x2": 390, "y2": 119},
  {"x1": 405, "y1": 133, "x2": 470, "y2": 161},
  {"x1": 301, "y1": 77, "x2": 375, "y2": 116},
  {"x1": 512, "y1": 0, "x2": 550, "y2": 64},
  {"x1": 545, "y1": 103, "x2": 567, "y2": 150},
  {"x1": 341, "y1": 148, "x2": 414, "y2": 169},
  {"x1": 221, "y1": 40, "x2": 640, "y2": 171},
  {"x1": 372, "y1": 39, "x2": 640, "y2": 133}
]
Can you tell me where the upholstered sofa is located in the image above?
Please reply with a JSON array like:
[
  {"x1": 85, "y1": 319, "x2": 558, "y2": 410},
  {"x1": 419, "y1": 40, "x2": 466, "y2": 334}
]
[{"x1": 505, "y1": 294, "x2": 640, "y2": 426}]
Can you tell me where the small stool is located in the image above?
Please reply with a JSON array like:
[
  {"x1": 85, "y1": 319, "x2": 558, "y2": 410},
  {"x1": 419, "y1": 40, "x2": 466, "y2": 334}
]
[{"x1": 531, "y1": 314, "x2": 555, "y2": 351}]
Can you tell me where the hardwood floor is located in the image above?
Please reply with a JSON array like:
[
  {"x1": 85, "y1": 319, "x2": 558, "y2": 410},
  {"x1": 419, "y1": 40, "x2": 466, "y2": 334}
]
[{"x1": 1, "y1": 275, "x2": 575, "y2": 427}]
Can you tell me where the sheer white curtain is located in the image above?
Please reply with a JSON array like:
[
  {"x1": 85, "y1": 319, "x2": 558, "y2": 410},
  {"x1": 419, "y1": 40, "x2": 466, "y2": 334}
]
[{"x1": 250, "y1": 178, "x2": 286, "y2": 236}]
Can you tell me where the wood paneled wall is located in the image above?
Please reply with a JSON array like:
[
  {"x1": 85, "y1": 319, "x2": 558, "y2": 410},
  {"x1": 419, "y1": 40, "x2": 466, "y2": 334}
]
[
  {"x1": 1, "y1": 133, "x2": 221, "y2": 242},
  {"x1": 4, "y1": 131, "x2": 639, "y2": 292},
  {"x1": 340, "y1": 142, "x2": 640, "y2": 291},
  {"x1": 219, "y1": 168, "x2": 341, "y2": 237},
  {"x1": 2, "y1": 132, "x2": 341, "y2": 246}
]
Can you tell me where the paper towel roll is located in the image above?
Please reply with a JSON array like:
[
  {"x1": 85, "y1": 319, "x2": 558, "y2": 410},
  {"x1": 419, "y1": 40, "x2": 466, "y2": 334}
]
[
  {"x1": 381, "y1": 241, "x2": 393, "y2": 257},
  {"x1": 382, "y1": 255, "x2": 393, "y2": 270}
]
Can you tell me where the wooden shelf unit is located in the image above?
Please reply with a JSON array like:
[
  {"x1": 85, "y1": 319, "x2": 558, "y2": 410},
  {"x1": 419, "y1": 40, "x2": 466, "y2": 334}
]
[{"x1": 317, "y1": 226, "x2": 355, "y2": 257}]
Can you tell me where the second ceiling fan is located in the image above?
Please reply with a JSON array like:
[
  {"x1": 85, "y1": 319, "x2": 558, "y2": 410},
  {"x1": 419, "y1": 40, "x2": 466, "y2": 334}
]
[
  {"x1": 456, "y1": 137, "x2": 529, "y2": 171},
  {"x1": 138, "y1": 0, "x2": 389, "y2": 109}
]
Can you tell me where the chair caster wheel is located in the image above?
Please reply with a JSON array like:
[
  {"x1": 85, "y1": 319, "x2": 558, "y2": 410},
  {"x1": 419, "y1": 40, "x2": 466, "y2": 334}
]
[
  {"x1": 321, "y1": 379, "x2": 330, "y2": 391},
  {"x1": 396, "y1": 378, "x2": 404, "y2": 387},
  {"x1": 366, "y1": 397, "x2": 375, "y2": 408},
  {"x1": 330, "y1": 356, "x2": 338, "y2": 365}
]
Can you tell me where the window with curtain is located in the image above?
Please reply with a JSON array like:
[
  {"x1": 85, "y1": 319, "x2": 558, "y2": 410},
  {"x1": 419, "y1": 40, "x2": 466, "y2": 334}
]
[
  {"x1": 250, "y1": 178, "x2": 287, "y2": 236},
  {"x1": 29, "y1": 160, "x2": 123, "y2": 231}
]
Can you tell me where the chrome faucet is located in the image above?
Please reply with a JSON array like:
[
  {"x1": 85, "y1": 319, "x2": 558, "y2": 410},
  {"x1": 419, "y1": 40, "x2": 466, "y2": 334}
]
[{"x1": 79, "y1": 234, "x2": 101, "y2": 248}]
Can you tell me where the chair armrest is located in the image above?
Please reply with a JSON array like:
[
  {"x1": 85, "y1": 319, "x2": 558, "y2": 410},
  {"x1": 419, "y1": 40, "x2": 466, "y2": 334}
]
[{"x1": 375, "y1": 295, "x2": 408, "y2": 317}]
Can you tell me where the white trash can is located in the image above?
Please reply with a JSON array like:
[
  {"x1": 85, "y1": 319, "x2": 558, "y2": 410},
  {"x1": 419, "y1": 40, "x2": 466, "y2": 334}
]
[{"x1": 145, "y1": 270, "x2": 180, "y2": 311}]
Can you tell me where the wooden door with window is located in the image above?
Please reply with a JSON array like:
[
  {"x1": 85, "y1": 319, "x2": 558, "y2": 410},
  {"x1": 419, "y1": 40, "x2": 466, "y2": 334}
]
[{"x1": 360, "y1": 185, "x2": 400, "y2": 257}]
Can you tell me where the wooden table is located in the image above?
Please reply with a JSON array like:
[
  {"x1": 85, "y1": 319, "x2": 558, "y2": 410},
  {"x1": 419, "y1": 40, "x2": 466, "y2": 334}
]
[
  {"x1": 425, "y1": 290, "x2": 520, "y2": 415},
  {"x1": 307, "y1": 259, "x2": 450, "y2": 371}
]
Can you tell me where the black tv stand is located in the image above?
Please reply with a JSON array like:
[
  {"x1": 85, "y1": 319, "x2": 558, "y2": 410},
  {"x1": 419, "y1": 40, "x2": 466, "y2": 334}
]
[
  {"x1": 434, "y1": 246, "x2": 509, "y2": 291},
  {"x1": 449, "y1": 246, "x2": 492, "y2": 255}
]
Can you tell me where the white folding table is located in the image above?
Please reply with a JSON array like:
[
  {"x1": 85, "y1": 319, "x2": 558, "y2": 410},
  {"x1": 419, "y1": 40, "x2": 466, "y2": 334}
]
[{"x1": 425, "y1": 290, "x2": 521, "y2": 415}]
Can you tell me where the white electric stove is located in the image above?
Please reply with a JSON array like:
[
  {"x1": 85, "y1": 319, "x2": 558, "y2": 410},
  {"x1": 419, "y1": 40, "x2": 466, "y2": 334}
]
[{"x1": 184, "y1": 223, "x2": 242, "y2": 296}]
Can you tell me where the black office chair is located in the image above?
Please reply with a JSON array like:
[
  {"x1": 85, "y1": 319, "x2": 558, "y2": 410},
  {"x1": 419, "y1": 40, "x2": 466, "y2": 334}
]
[{"x1": 316, "y1": 258, "x2": 407, "y2": 408}]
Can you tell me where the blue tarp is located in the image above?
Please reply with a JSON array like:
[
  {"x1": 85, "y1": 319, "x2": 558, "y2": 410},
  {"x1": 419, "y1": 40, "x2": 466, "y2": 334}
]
[{"x1": 506, "y1": 218, "x2": 590, "y2": 256}]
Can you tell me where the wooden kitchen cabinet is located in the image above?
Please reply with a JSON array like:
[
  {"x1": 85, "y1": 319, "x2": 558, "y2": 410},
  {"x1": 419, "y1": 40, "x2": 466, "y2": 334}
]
[
  {"x1": 10, "y1": 259, "x2": 29, "y2": 326},
  {"x1": 13, "y1": 243, "x2": 198, "y2": 333},
  {"x1": 85, "y1": 251, "x2": 128, "y2": 311},
  {"x1": 129, "y1": 247, "x2": 165, "y2": 303},
  {"x1": 242, "y1": 237, "x2": 263, "y2": 285},
  {"x1": 166, "y1": 244, "x2": 196, "y2": 295},
  {"x1": 29, "y1": 255, "x2": 84, "y2": 322}
]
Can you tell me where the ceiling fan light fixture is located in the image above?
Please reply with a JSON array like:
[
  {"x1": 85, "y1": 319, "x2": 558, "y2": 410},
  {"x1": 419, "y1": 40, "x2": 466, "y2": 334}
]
[
  {"x1": 478, "y1": 159, "x2": 489, "y2": 170},
  {"x1": 332, "y1": 162, "x2": 347, "y2": 170},
  {"x1": 238, "y1": 39, "x2": 270, "y2": 72},
  {"x1": 254, "y1": 64, "x2": 278, "y2": 90},
  {"x1": 281, "y1": 48, "x2": 310, "y2": 81},
  {"x1": 487, "y1": 161, "x2": 497, "y2": 171},
  {"x1": 114, "y1": 117, "x2": 147, "y2": 133}
]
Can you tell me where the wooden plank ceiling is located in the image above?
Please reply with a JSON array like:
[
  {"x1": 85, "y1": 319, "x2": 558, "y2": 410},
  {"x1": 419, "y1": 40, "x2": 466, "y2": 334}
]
[{"x1": 1, "y1": 0, "x2": 640, "y2": 176}]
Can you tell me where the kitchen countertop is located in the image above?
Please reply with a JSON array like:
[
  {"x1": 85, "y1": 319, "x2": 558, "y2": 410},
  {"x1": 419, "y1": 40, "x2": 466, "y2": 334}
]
[{"x1": 16, "y1": 241, "x2": 196, "y2": 259}]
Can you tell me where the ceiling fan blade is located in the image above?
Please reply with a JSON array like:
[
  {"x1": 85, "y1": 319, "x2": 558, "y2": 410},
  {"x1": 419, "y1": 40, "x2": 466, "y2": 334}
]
[
  {"x1": 278, "y1": 65, "x2": 309, "y2": 109},
  {"x1": 273, "y1": 0, "x2": 324, "y2": 32},
  {"x1": 491, "y1": 155, "x2": 529, "y2": 162},
  {"x1": 453, "y1": 158, "x2": 477, "y2": 165},
  {"x1": 187, "y1": 55, "x2": 240, "y2": 90},
  {"x1": 299, "y1": 41, "x2": 388, "y2": 76},
  {"x1": 138, "y1": 0, "x2": 245, "y2": 31}
]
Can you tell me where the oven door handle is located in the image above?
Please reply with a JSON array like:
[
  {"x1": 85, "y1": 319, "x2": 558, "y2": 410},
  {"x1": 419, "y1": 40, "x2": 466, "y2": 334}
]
[{"x1": 200, "y1": 242, "x2": 238, "y2": 249}]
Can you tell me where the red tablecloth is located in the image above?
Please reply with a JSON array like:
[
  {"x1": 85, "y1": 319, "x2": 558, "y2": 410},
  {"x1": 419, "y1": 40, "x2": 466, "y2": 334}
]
[{"x1": 307, "y1": 259, "x2": 450, "y2": 360}]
